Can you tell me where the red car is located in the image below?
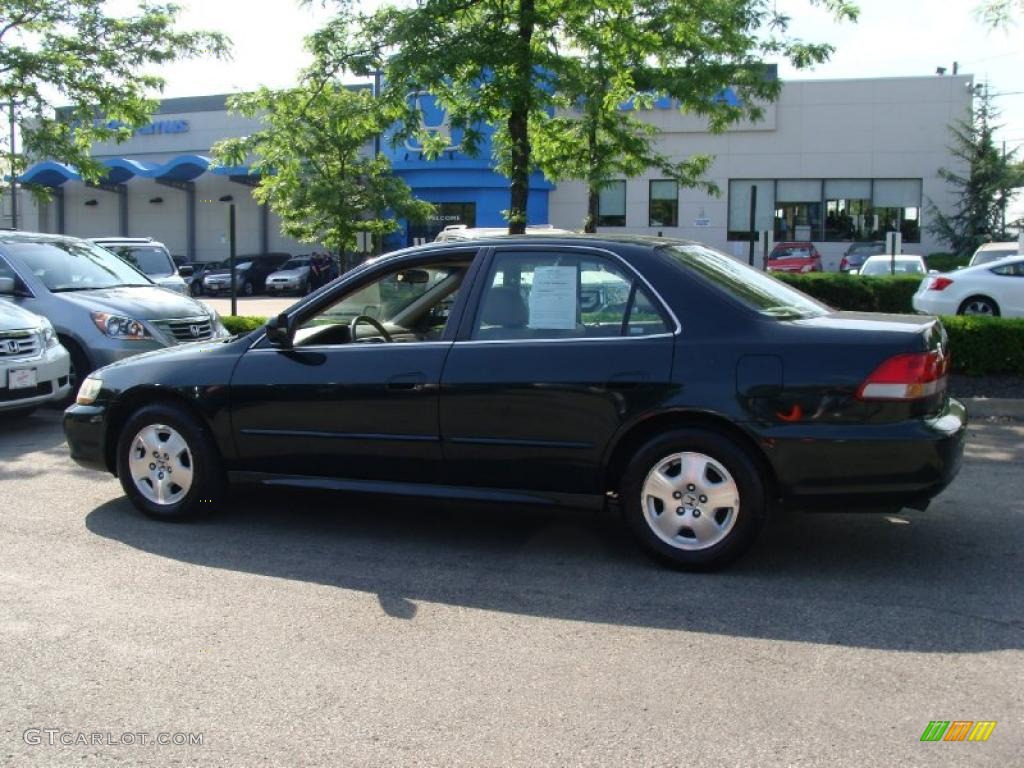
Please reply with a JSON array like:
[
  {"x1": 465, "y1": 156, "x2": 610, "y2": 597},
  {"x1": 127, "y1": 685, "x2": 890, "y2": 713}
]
[{"x1": 766, "y1": 242, "x2": 823, "y2": 273}]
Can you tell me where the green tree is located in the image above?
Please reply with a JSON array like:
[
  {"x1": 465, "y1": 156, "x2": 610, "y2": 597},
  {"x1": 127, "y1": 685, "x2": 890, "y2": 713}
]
[
  {"x1": 531, "y1": 0, "x2": 859, "y2": 231},
  {"x1": 975, "y1": 0, "x2": 1023, "y2": 27},
  {"x1": 213, "y1": 84, "x2": 433, "y2": 254},
  {"x1": 309, "y1": 0, "x2": 856, "y2": 234},
  {"x1": 0, "y1": 1, "x2": 228, "y2": 185},
  {"x1": 928, "y1": 89, "x2": 1024, "y2": 256}
]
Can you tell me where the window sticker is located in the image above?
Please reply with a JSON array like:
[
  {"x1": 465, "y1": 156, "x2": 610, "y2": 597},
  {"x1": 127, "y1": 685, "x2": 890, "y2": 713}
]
[{"x1": 528, "y1": 266, "x2": 577, "y2": 330}]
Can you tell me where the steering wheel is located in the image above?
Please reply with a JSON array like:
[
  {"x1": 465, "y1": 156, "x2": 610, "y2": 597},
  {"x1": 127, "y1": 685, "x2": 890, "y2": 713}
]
[{"x1": 349, "y1": 314, "x2": 393, "y2": 343}]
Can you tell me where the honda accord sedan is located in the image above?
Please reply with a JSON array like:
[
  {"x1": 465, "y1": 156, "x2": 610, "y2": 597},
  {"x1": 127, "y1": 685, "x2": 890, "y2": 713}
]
[{"x1": 64, "y1": 235, "x2": 967, "y2": 569}]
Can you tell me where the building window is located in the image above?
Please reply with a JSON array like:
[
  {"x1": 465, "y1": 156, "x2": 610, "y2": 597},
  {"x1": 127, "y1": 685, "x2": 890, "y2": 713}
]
[
  {"x1": 649, "y1": 180, "x2": 678, "y2": 227},
  {"x1": 824, "y1": 180, "x2": 873, "y2": 241},
  {"x1": 728, "y1": 178, "x2": 923, "y2": 243},
  {"x1": 872, "y1": 179, "x2": 923, "y2": 243},
  {"x1": 598, "y1": 181, "x2": 626, "y2": 227},
  {"x1": 727, "y1": 180, "x2": 775, "y2": 240},
  {"x1": 774, "y1": 180, "x2": 822, "y2": 241}
]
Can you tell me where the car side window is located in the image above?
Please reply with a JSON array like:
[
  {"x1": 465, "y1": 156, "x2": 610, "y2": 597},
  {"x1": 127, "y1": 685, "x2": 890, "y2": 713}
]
[
  {"x1": 991, "y1": 263, "x2": 1024, "y2": 277},
  {"x1": 472, "y1": 251, "x2": 669, "y2": 341}
]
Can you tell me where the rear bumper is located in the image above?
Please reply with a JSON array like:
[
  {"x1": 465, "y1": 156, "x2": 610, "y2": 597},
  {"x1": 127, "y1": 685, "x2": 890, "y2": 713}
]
[
  {"x1": 760, "y1": 398, "x2": 968, "y2": 511},
  {"x1": 63, "y1": 403, "x2": 112, "y2": 474}
]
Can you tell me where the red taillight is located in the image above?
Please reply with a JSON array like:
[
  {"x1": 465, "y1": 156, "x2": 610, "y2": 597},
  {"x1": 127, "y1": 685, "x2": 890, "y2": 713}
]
[
  {"x1": 857, "y1": 350, "x2": 950, "y2": 401},
  {"x1": 928, "y1": 277, "x2": 954, "y2": 291},
  {"x1": 840, "y1": 257, "x2": 849, "y2": 270}
]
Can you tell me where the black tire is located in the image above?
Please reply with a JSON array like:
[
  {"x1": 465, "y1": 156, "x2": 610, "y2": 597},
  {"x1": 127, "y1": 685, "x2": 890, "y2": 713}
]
[
  {"x1": 303, "y1": 279, "x2": 311, "y2": 295},
  {"x1": 620, "y1": 428, "x2": 768, "y2": 570},
  {"x1": 116, "y1": 402, "x2": 224, "y2": 521},
  {"x1": 56, "y1": 336, "x2": 92, "y2": 407},
  {"x1": 241, "y1": 280, "x2": 254, "y2": 297},
  {"x1": 957, "y1": 295, "x2": 1000, "y2": 317}
]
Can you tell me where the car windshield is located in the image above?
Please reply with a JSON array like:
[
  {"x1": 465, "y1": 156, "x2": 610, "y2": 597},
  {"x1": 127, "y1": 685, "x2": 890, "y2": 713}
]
[
  {"x1": 662, "y1": 244, "x2": 828, "y2": 319},
  {"x1": 973, "y1": 249, "x2": 1016, "y2": 265},
  {"x1": 849, "y1": 244, "x2": 883, "y2": 255},
  {"x1": 281, "y1": 259, "x2": 309, "y2": 270},
  {"x1": 861, "y1": 258, "x2": 925, "y2": 275},
  {"x1": 103, "y1": 245, "x2": 175, "y2": 277},
  {"x1": 770, "y1": 246, "x2": 812, "y2": 260},
  {"x1": 5, "y1": 239, "x2": 152, "y2": 292}
]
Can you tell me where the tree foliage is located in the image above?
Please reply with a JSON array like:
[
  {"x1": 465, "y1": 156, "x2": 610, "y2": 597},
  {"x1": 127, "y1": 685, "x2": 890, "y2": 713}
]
[
  {"x1": 0, "y1": 0, "x2": 228, "y2": 184},
  {"x1": 309, "y1": 0, "x2": 857, "y2": 233},
  {"x1": 927, "y1": 89, "x2": 1024, "y2": 256},
  {"x1": 975, "y1": 0, "x2": 1023, "y2": 27},
  {"x1": 532, "y1": 0, "x2": 859, "y2": 231},
  {"x1": 214, "y1": 84, "x2": 433, "y2": 253}
]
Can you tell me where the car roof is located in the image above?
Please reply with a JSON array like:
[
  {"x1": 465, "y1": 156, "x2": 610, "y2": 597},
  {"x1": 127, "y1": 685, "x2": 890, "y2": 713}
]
[
  {"x1": 0, "y1": 229, "x2": 91, "y2": 245},
  {"x1": 863, "y1": 254, "x2": 924, "y2": 262},
  {"x1": 975, "y1": 242, "x2": 1018, "y2": 252}
]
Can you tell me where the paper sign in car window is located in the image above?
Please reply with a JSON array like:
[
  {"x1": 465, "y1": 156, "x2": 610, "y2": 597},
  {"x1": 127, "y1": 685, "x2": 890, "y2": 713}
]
[{"x1": 528, "y1": 266, "x2": 577, "y2": 330}]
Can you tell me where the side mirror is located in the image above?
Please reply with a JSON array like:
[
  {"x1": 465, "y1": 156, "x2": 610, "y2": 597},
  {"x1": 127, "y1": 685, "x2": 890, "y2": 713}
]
[
  {"x1": 178, "y1": 265, "x2": 194, "y2": 278},
  {"x1": 266, "y1": 313, "x2": 292, "y2": 347},
  {"x1": 0, "y1": 277, "x2": 14, "y2": 295}
]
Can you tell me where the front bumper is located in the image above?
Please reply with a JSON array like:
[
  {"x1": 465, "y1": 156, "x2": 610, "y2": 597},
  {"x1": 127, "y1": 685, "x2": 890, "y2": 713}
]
[
  {"x1": 64, "y1": 402, "x2": 111, "y2": 473},
  {"x1": 0, "y1": 345, "x2": 72, "y2": 411},
  {"x1": 266, "y1": 282, "x2": 300, "y2": 293},
  {"x1": 760, "y1": 398, "x2": 968, "y2": 510}
]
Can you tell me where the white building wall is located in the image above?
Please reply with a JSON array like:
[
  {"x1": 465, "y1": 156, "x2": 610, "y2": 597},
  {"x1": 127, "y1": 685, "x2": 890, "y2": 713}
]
[{"x1": 548, "y1": 75, "x2": 973, "y2": 270}]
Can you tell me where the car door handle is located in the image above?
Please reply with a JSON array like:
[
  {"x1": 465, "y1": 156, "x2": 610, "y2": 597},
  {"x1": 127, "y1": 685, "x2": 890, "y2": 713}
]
[
  {"x1": 607, "y1": 371, "x2": 650, "y2": 390},
  {"x1": 387, "y1": 373, "x2": 428, "y2": 391}
]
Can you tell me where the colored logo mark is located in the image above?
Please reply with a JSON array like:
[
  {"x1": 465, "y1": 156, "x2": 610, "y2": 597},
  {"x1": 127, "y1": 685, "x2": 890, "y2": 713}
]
[{"x1": 920, "y1": 721, "x2": 996, "y2": 742}]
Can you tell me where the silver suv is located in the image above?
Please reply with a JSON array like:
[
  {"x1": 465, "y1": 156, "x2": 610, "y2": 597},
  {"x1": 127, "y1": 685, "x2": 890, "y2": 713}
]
[
  {"x1": 0, "y1": 231, "x2": 227, "y2": 390},
  {"x1": 89, "y1": 237, "x2": 189, "y2": 295},
  {"x1": 0, "y1": 299, "x2": 70, "y2": 417}
]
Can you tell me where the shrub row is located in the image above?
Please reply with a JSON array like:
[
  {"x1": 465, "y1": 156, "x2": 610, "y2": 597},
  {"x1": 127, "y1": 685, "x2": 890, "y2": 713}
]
[
  {"x1": 940, "y1": 315, "x2": 1024, "y2": 376},
  {"x1": 925, "y1": 252, "x2": 970, "y2": 272},
  {"x1": 221, "y1": 315, "x2": 268, "y2": 335},
  {"x1": 776, "y1": 272, "x2": 923, "y2": 314}
]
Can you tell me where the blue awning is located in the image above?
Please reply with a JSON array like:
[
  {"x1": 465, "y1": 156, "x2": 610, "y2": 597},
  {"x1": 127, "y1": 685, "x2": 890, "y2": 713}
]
[{"x1": 19, "y1": 154, "x2": 250, "y2": 187}]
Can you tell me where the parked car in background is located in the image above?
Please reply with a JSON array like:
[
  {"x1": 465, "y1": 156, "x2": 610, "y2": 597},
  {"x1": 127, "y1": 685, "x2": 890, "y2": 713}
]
[
  {"x1": 265, "y1": 256, "x2": 313, "y2": 295},
  {"x1": 0, "y1": 298, "x2": 70, "y2": 417},
  {"x1": 913, "y1": 255, "x2": 1024, "y2": 318},
  {"x1": 89, "y1": 237, "x2": 189, "y2": 295},
  {"x1": 177, "y1": 261, "x2": 216, "y2": 297},
  {"x1": 202, "y1": 253, "x2": 291, "y2": 296},
  {"x1": 0, "y1": 231, "x2": 228, "y2": 394},
  {"x1": 856, "y1": 254, "x2": 928, "y2": 276},
  {"x1": 765, "y1": 242, "x2": 823, "y2": 273},
  {"x1": 65, "y1": 235, "x2": 966, "y2": 571},
  {"x1": 434, "y1": 224, "x2": 574, "y2": 243},
  {"x1": 968, "y1": 241, "x2": 1019, "y2": 267},
  {"x1": 839, "y1": 241, "x2": 885, "y2": 273}
]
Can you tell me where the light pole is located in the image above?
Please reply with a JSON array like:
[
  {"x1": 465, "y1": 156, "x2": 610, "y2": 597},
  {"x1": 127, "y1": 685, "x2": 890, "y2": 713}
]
[
  {"x1": 219, "y1": 195, "x2": 237, "y2": 316},
  {"x1": 8, "y1": 99, "x2": 18, "y2": 230}
]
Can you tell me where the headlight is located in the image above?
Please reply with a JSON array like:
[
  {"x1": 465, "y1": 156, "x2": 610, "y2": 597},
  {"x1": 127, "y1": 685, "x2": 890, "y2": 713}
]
[
  {"x1": 76, "y1": 376, "x2": 103, "y2": 405},
  {"x1": 39, "y1": 318, "x2": 59, "y2": 349},
  {"x1": 90, "y1": 312, "x2": 150, "y2": 340},
  {"x1": 800, "y1": 264, "x2": 814, "y2": 273}
]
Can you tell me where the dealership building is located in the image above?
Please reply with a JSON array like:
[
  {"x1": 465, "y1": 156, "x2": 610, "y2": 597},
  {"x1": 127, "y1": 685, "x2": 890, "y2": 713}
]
[{"x1": 9, "y1": 73, "x2": 973, "y2": 269}]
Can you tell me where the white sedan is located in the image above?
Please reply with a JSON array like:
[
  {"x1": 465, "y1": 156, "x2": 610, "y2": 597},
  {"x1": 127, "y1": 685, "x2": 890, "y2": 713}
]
[{"x1": 913, "y1": 256, "x2": 1024, "y2": 318}]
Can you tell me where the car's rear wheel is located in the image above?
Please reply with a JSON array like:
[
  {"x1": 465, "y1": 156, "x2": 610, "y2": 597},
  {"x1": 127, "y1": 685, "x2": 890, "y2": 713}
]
[
  {"x1": 116, "y1": 402, "x2": 223, "y2": 521},
  {"x1": 621, "y1": 428, "x2": 768, "y2": 570},
  {"x1": 958, "y1": 295, "x2": 1000, "y2": 317}
]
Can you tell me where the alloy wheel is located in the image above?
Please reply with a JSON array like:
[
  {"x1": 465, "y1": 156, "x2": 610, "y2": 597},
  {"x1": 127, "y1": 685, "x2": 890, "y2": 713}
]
[
  {"x1": 641, "y1": 452, "x2": 740, "y2": 551},
  {"x1": 127, "y1": 424, "x2": 194, "y2": 506}
]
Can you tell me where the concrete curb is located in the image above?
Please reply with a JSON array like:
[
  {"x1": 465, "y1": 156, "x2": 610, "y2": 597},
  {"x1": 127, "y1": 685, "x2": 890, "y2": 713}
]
[{"x1": 961, "y1": 397, "x2": 1024, "y2": 421}]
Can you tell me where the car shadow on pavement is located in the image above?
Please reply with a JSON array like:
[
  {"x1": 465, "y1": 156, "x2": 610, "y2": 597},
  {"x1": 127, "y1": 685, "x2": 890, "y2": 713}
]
[{"x1": 84, "y1": 483, "x2": 1023, "y2": 654}]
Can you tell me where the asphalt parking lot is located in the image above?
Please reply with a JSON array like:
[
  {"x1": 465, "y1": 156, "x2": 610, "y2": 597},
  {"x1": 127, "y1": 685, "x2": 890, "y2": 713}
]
[{"x1": 1, "y1": 410, "x2": 1021, "y2": 766}]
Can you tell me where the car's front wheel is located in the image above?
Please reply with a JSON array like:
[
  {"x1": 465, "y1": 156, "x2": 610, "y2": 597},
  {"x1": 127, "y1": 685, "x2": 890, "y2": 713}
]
[
  {"x1": 621, "y1": 428, "x2": 768, "y2": 570},
  {"x1": 116, "y1": 402, "x2": 224, "y2": 521},
  {"x1": 241, "y1": 280, "x2": 254, "y2": 297}
]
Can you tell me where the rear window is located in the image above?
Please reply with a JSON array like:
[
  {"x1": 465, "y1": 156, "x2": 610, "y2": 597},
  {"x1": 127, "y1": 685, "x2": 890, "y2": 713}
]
[
  {"x1": 861, "y1": 258, "x2": 925, "y2": 276},
  {"x1": 661, "y1": 244, "x2": 828, "y2": 319},
  {"x1": 770, "y1": 246, "x2": 813, "y2": 260},
  {"x1": 105, "y1": 245, "x2": 174, "y2": 277}
]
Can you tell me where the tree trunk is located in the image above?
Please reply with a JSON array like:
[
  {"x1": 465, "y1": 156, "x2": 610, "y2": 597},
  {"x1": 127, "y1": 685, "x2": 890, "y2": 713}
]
[
  {"x1": 585, "y1": 185, "x2": 599, "y2": 233},
  {"x1": 507, "y1": 0, "x2": 535, "y2": 235}
]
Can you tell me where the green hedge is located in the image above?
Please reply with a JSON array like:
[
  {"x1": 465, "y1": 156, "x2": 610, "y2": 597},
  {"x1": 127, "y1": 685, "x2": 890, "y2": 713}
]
[
  {"x1": 221, "y1": 315, "x2": 268, "y2": 335},
  {"x1": 925, "y1": 252, "x2": 970, "y2": 272},
  {"x1": 941, "y1": 316, "x2": 1024, "y2": 376},
  {"x1": 777, "y1": 273, "x2": 924, "y2": 313}
]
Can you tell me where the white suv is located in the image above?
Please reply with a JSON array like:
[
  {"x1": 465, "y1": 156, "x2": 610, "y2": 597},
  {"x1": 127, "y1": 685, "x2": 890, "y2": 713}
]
[
  {"x1": 89, "y1": 237, "x2": 189, "y2": 295},
  {"x1": 0, "y1": 291, "x2": 71, "y2": 417}
]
